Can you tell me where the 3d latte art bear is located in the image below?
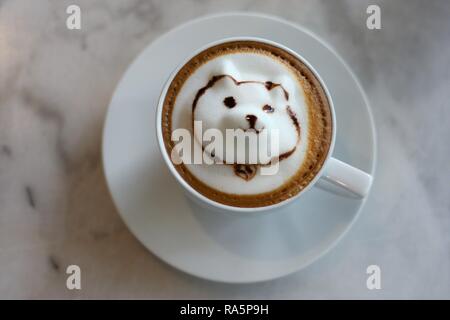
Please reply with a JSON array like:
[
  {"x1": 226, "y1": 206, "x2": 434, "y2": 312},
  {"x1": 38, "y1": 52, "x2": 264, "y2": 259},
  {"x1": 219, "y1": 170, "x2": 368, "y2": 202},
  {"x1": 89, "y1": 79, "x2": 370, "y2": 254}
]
[{"x1": 192, "y1": 62, "x2": 301, "y2": 181}]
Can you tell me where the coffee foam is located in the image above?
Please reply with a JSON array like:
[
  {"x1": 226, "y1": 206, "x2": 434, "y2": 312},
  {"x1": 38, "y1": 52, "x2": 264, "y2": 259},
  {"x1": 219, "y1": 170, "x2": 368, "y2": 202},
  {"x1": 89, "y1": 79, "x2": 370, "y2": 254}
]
[
  {"x1": 193, "y1": 74, "x2": 299, "y2": 165},
  {"x1": 162, "y1": 41, "x2": 332, "y2": 207}
]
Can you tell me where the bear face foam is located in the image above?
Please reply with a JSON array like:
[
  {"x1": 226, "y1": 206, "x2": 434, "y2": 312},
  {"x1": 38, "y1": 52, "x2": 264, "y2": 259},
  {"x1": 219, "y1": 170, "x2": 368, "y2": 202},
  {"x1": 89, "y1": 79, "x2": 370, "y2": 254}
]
[{"x1": 192, "y1": 74, "x2": 300, "y2": 168}]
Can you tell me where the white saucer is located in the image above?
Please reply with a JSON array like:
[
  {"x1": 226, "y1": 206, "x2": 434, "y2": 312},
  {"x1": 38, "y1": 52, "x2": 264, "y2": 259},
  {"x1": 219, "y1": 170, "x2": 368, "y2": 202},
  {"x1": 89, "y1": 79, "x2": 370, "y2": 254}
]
[{"x1": 102, "y1": 13, "x2": 376, "y2": 283}]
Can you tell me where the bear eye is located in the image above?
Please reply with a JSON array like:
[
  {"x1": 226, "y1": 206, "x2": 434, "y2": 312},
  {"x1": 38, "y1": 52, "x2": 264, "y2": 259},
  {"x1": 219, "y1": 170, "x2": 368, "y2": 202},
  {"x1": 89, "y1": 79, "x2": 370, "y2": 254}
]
[
  {"x1": 263, "y1": 104, "x2": 274, "y2": 113},
  {"x1": 223, "y1": 96, "x2": 236, "y2": 108}
]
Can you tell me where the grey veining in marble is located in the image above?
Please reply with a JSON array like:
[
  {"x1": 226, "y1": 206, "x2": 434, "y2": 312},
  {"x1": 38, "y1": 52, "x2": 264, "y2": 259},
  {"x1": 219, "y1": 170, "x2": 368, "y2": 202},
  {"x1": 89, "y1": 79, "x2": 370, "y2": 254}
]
[{"x1": 0, "y1": 0, "x2": 449, "y2": 298}]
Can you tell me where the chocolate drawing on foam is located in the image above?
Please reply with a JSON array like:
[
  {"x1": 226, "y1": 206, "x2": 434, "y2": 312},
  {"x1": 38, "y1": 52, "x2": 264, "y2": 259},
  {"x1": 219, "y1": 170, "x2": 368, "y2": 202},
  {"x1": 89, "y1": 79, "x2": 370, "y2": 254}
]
[{"x1": 192, "y1": 74, "x2": 301, "y2": 181}]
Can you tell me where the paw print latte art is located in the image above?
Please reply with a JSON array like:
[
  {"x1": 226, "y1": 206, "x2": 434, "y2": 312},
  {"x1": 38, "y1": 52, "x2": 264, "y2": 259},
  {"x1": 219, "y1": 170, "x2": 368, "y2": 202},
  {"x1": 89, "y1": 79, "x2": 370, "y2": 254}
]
[{"x1": 161, "y1": 41, "x2": 332, "y2": 207}]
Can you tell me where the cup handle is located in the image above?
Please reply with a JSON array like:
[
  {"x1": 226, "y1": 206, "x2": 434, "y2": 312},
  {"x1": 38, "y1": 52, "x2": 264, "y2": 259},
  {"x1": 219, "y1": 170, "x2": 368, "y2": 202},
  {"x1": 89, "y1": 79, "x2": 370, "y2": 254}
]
[{"x1": 318, "y1": 157, "x2": 372, "y2": 198}]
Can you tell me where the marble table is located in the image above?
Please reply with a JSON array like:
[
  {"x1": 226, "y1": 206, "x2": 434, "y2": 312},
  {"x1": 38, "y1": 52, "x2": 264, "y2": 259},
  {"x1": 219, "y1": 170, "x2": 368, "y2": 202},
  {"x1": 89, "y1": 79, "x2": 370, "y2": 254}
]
[{"x1": 1, "y1": 0, "x2": 449, "y2": 299}]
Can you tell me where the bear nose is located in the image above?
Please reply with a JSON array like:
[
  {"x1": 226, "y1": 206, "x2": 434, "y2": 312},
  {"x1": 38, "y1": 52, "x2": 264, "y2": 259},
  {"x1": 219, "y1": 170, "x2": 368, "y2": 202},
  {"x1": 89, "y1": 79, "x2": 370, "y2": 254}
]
[{"x1": 245, "y1": 114, "x2": 258, "y2": 129}]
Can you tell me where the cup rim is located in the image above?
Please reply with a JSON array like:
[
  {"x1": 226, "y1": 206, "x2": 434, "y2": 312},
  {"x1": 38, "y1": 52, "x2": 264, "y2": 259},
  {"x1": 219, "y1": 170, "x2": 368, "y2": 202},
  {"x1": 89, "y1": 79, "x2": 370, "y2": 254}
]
[{"x1": 156, "y1": 36, "x2": 336, "y2": 213}]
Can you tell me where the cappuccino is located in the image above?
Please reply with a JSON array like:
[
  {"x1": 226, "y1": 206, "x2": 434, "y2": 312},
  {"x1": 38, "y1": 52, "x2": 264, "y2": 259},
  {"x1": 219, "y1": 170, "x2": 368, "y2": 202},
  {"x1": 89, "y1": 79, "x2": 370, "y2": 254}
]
[{"x1": 161, "y1": 40, "x2": 332, "y2": 207}]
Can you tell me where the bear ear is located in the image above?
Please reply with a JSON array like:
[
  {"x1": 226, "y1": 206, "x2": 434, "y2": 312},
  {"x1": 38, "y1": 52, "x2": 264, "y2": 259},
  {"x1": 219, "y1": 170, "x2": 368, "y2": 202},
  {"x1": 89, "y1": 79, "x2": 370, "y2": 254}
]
[
  {"x1": 270, "y1": 75, "x2": 296, "y2": 101},
  {"x1": 211, "y1": 59, "x2": 241, "y2": 80},
  {"x1": 214, "y1": 74, "x2": 237, "y2": 91}
]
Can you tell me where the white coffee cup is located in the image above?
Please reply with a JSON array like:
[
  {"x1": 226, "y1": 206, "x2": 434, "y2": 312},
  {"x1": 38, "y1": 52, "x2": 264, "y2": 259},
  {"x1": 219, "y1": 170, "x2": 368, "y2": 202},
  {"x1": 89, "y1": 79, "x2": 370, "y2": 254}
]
[{"x1": 156, "y1": 37, "x2": 372, "y2": 213}]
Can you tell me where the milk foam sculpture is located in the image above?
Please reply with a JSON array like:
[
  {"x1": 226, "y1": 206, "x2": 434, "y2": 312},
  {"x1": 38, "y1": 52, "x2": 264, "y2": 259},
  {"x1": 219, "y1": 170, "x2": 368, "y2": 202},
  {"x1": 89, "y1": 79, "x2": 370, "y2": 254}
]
[{"x1": 192, "y1": 59, "x2": 303, "y2": 180}]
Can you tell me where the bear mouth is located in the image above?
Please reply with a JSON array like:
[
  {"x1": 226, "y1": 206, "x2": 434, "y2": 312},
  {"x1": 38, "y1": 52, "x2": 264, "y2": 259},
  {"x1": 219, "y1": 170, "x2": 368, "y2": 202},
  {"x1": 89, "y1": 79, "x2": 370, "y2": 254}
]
[{"x1": 241, "y1": 127, "x2": 265, "y2": 134}]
